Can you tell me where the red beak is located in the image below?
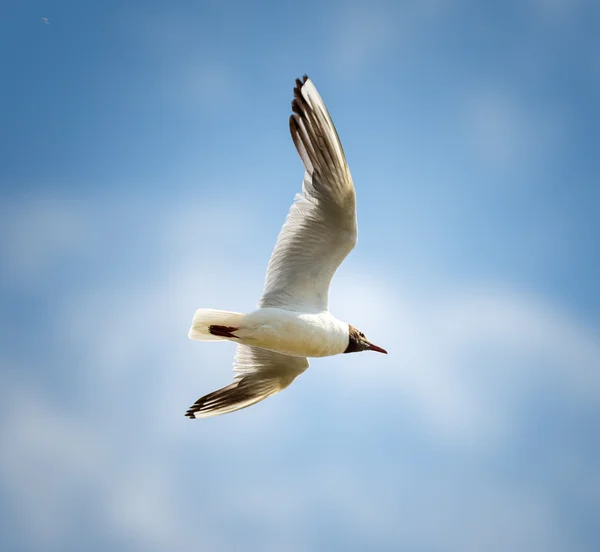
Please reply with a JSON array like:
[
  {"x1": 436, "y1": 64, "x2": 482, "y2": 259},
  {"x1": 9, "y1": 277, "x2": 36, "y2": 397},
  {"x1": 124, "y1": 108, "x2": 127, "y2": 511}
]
[{"x1": 367, "y1": 342, "x2": 388, "y2": 354}]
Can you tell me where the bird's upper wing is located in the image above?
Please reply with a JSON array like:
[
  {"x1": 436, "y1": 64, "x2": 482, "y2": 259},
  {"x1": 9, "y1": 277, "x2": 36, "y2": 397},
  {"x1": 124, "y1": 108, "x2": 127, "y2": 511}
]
[
  {"x1": 259, "y1": 76, "x2": 357, "y2": 313},
  {"x1": 185, "y1": 345, "x2": 309, "y2": 419}
]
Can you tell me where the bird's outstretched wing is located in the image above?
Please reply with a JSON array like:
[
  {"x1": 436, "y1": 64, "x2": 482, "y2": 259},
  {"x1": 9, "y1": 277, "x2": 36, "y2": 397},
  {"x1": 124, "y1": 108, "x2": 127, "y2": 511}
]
[
  {"x1": 259, "y1": 76, "x2": 357, "y2": 313},
  {"x1": 185, "y1": 345, "x2": 309, "y2": 419}
]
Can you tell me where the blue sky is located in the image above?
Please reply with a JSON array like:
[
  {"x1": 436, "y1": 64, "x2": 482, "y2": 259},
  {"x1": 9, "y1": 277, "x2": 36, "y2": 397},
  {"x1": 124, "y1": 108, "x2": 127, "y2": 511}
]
[{"x1": 1, "y1": 1, "x2": 599, "y2": 551}]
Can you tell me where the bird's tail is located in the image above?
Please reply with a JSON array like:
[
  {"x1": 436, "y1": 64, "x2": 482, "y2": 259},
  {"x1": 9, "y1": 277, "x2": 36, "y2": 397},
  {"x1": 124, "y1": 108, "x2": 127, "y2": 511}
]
[{"x1": 188, "y1": 309, "x2": 245, "y2": 341}]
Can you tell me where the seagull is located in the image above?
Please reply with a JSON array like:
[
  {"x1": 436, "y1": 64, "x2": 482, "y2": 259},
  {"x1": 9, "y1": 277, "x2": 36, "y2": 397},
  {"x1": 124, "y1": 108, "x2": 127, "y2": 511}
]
[
  {"x1": 185, "y1": 75, "x2": 387, "y2": 419},
  {"x1": 42, "y1": 17, "x2": 49, "y2": 24}
]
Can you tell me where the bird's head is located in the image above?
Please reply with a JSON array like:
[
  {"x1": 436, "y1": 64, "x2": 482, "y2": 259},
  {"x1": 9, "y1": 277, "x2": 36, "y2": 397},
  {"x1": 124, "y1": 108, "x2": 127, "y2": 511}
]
[{"x1": 344, "y1": 325, "x2": 388, "y2": 354}]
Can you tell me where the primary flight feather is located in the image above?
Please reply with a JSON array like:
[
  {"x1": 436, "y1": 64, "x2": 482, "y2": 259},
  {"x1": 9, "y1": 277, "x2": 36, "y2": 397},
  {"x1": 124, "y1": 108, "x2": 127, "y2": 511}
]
[{"x1": 185, "y1": 75, "x2": 387, "y2": 419}]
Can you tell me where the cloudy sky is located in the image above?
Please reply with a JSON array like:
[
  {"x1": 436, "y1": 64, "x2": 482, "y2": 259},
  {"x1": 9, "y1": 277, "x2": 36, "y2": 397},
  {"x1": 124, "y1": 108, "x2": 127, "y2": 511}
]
[{"x1": 1, "y1": 0, "x2": 599, "y2": 551}]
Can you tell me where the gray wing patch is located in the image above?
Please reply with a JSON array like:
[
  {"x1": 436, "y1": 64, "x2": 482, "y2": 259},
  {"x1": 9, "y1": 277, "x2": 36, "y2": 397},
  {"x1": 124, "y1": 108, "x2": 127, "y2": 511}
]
[{"x1": 185, "y1": 345, "x2": 309, "y2": 419}]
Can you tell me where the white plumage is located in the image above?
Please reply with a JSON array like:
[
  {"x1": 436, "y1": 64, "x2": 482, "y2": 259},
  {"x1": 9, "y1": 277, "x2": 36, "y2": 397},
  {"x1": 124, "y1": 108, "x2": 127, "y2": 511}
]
[{"x1": 185, "y1": 76, "x2": 386, "y2": 419}]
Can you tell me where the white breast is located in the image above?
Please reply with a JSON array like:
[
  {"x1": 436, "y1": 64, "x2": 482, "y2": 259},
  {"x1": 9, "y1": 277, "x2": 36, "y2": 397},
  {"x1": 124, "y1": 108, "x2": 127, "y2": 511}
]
[{"x1": 237, "y1": 308, "x2": 349, "y2": 358}]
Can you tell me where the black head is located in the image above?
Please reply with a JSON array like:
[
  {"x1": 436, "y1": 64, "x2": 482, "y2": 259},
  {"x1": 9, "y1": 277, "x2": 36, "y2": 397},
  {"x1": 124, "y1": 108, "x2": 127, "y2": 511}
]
[{"x1": 344, "y1": 325, "x2": 388, "y2": 354}]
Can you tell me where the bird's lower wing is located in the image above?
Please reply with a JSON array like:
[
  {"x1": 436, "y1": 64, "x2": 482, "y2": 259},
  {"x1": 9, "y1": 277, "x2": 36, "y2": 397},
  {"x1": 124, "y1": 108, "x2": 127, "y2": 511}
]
[
  {"x1": 185, "y1": 345, "x2": 309, "y2": 419},
  {"x1": 184, "y1": 378, "x2": 282, "y2": 419}
]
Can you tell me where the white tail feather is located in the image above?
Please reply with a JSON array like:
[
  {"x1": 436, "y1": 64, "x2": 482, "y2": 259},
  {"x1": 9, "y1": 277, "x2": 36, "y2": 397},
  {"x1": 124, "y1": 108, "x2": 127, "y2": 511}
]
[{"x1": 188, "y1": 309, "x2": 245, "y2": 341}]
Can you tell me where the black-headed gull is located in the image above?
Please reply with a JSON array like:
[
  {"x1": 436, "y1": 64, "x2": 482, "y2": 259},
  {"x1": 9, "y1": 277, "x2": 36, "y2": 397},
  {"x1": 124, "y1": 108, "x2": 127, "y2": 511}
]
[{"x1": 185, "y1": 75, "x2": 387, "y2": 419}]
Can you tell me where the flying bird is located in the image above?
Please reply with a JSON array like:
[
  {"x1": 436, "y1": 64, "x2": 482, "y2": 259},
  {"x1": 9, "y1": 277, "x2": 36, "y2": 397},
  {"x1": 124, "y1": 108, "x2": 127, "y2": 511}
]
[
  {"x1": 185, "y1": 75, "x2": 387, "y2": 419},
  {"x1": 42, "y1": 17, "x2": 49, "y2": 24}
]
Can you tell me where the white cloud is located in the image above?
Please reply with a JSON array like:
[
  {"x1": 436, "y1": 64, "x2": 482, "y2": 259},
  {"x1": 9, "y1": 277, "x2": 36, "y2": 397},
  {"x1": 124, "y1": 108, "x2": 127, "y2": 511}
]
[
  {"x1": 0, "y1": 198, "x2": 90, "y2": 289},
  {"x1": 0, "y1": 376, "x2": 112, "y2": 547},
  {"x1": 179, "y1": 62, "x2": 235, "y2": 108},
  {"x1": 328, "y1": 1, "x2": 452, "y2": 78},
  {"x1": 330, "y1": 5, "x2": 396, "y2": 76},
  {"x1": 329, "y1": 272, "x2": 600, "y2": 442},
  {"x1": 119, "y1": 8, "x2": 237, "y2": 111},
  {"x1": 460, "y1": 86, "x2": 563, "y2": 170},
  {"x1": 0, "y1": 388, "x2": 225, "y2": 552},
  {"x1": 104, "y1": 463, "x2": 219, "y2": 552}
]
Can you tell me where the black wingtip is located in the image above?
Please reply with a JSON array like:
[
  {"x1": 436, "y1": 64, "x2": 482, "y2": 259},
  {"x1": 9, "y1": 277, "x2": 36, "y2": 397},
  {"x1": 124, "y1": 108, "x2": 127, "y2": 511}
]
[
  {"x1": 185, "y1": 409, "x2": 197, "y2": 419},
  {"x1": 293, "y1": 75, "x2": 310, "y2": 98},
  {"x1": 291, "y1": 98, "x2": 302, "y2": 115}
]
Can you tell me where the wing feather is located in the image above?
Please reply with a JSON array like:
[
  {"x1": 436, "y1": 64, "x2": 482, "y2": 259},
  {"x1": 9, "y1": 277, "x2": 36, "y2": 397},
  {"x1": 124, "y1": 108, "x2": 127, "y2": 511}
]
[
  {"x1": 185, "y1": 345, "x2": 308, "y2": 419},
  {"x1": 260, "y1": 76, "x2": 357, "y2": 312}
]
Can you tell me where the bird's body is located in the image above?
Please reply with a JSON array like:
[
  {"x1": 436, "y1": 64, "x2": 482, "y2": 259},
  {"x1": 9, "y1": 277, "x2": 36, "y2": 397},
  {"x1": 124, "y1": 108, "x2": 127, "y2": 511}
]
[
  {"x1": 193, "y1": 307, "x2": 350, "y2": 358},
  {"x1": 185, "y1": 76, "x2": 386, "y2": 419}
]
